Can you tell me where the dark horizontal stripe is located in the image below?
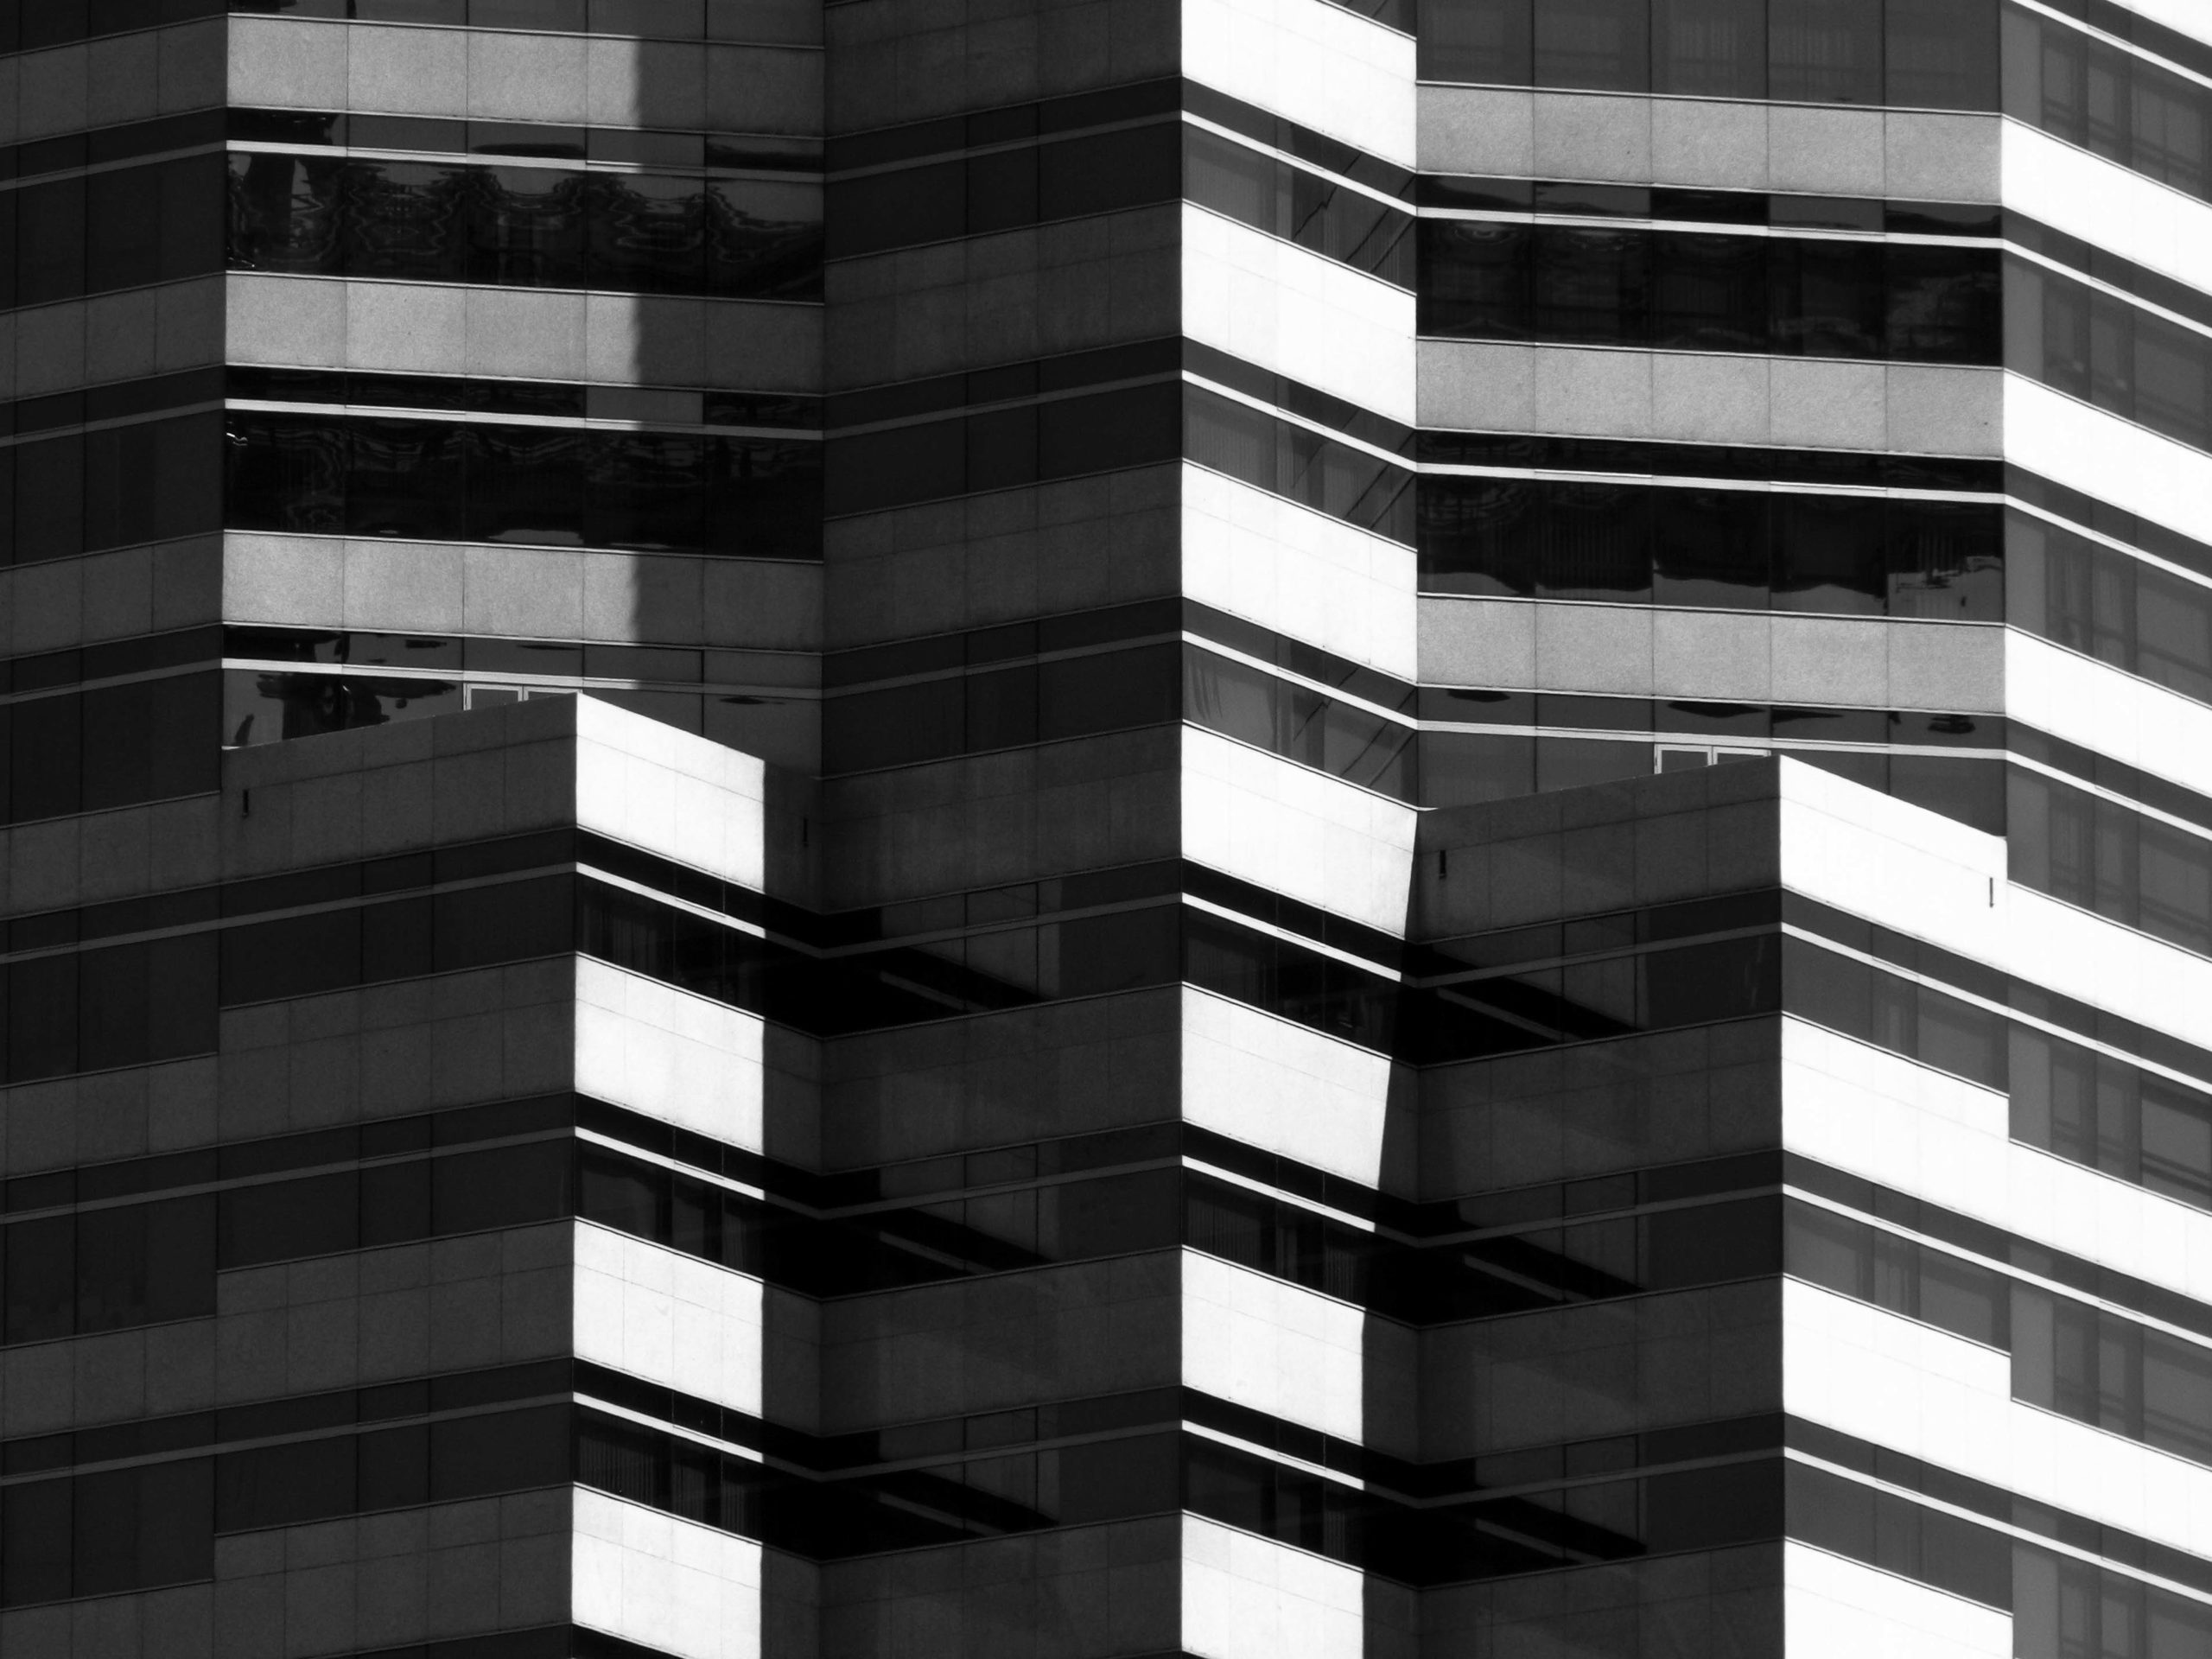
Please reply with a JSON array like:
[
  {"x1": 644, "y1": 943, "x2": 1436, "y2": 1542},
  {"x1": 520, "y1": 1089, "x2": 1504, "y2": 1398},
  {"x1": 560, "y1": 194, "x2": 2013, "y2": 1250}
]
[
  {"x1": 225, "y1": 106, "x2": 821, "y2": 172},
  {"x1": 3, "y1": 0, "x2": 825, "y2": 55},
  {"x1": 1418, "y1": 0, "x2": 1999, "y2": 112},
  {"x1": 829, "y1": 78, "x2": 1410, "y2": 198},
  {"x1": 1783, "y1": 889, "x2": 2212, "y2": 1109},
  {"x1": 0, "y1": 368, "x2": 223, "y2": 441},
  {"x1": 1423, "y1": 428, "x2": 2003, "y2": 490},
  {"x1": 2013, "y1": 3, "x2": 2212, "y2": 211},
  {"x1": 1418, "y1": 174, "x2": 2000, "y2": 238},
  {"x1": 1786, "y1": 1150, "x2": 2212, "y2": 1344},
  {"x1": 226, "y1": 366, "x2": 820, "y2": 431},
  {"x1": 2010, "y1": 211, "x2": 2212, "y2": 340},
  {"x1": 827, "y1": 339, "x2": 1409, "y2": 455},
  {"x1": 1419, "y1": 219, "x2": 2001, "y2": 367},
  {"x1": 1421, "y1": 690, "x2": 2002, "y2": 743},
  {"x1": 1788, "y1": 1414, "x2": 2212, "y2": 1603},
  {"x1": 0, "y1": 0, "x2": 224, "y2": 57}
]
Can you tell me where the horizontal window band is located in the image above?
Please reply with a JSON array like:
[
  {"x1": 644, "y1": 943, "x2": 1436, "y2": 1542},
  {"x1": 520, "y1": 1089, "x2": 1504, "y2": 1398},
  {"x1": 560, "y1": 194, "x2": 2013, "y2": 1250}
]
[
  {"x1": 1419, "y1": 219, "x2": 2000, "y2": 367},
  {"x1": 224, "y1": 106, "x2": 822, "y2": 175},
  {"x1": 0, "y1": 152, "x2": 824, "y2": 318},
  {"x1": 0, "y1": 1390, "x2": 2172, "y2": 1619},
  {"x1": 1791, "y1": 1199, "x2": 2212, "y2": 1487},
  {"x1": 2, "y1": 0, "x2": 827, "y2": 57},
  {"x1": 1416, "y1": 0, "x2": 2000, "y2": 111},
  {"x1": 1416, "y1": 175, "x2": 2000, "y2": 238},
  {"x1": 1419, "y1": 478, "x2": 2004, "y2": 621},
  {"x1": 2012, "y1": 3, "x2": 2212, "y2": 211},
  {"x1": 0, "y1": 370, "x2": 818, "y2": 446},
  {"x1": 828, "y1": 77, "x2": 1409, "y2": 199}
]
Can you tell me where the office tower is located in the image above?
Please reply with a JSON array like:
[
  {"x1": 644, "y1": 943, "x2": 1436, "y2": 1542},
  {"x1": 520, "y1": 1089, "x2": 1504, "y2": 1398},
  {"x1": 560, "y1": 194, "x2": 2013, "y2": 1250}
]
[{"x1": 3, "y1": 0, "x2": 2212, "y2": 1656}]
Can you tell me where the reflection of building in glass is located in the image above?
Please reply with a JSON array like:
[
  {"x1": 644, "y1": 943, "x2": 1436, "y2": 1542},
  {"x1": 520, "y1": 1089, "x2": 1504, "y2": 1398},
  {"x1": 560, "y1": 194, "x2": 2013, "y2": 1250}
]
[{"x1": 7, "y1": 0, "x2": 2212, "y2": 1654}]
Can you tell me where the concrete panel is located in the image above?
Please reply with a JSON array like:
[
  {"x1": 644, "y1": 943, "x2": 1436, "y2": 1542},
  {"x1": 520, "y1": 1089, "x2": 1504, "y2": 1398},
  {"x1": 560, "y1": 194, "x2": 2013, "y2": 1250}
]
[
  {"x1": 1767, "y1": 615, "x2": 1891, "y2": 708},
  {"x1": 157, "y1": 17, "x2": 229, "y2": 115},
  {"x1": 1766, "y1": 104, "x2": 1887, "y2": 196},
  {"x1": 342, "y1": 541, "x2": 468, "y2": 635},
  {"x1": 1533, "y1": 346, "x2": 1653, "y2": 435},
  {"x1": 14, "y1": 41, "x2": 90, "y2": 138},
  {"x1": 154, "y1": 276, "x2": 226, "y2": 373},
  {"x1": 226, "y1": 273, "x2": 349, "y2": 367},
  {"x1": 1769, "y1": 359, "x2": 1886, "y2": 450},
  {"x1": 229, "y1": 14, "x2": 350, "y2": 109},
  {"x1": 1652, "y1": 609, "x2": 1772, "y2": 700},
  {"x1": 467, "y1": 29, "x2": 591, "y2": 124},
  {"x1": 1883, "y1": 111, "x2": 2001, "y2": 203},
  {"x1": 462, "y1": 546, "x2": 589, "y2": 640},
  {"x1": 84, "y1": 30, "x2": 160, "y2": 130},
  {"x1": 589, "y1": 36, "x2": 709, "y2": 130},
  {"x1": 224, "y1": 534, "x2": 346, "y2": 626},
  {"x1": 346, "y1": 282, "x2": 468, "y2": 373},
  {"x1": 1420, "y1": 596, "x2": 1538, "y2": 690},
  {"x1": 462, "y1": 287, "x2": 590, "y2": 382},
  {"x1": 1887, "y1": 621, "x2": 2005, "y2": 714},
  {"x1": 10, "y1": 302, "x2": 86, "y2": 396},
  {"x1": 1415, "y1": 340, "x2": 1535, "y2": 430},
  {"x1": 1648, "y1": 97, "x2": 1770, "y2": 188},
  {"x1": 1651, "y1": 353, "x2": 1770, "y2": 444},
  {"x1": 1886, "y1": 365, "x2": 2004, "y2": 456},
  {"x1": 347, "y1": 24, "x2": 469, "y2": 117},
  {"x1": 706, "y1": 45, "x2": 825, "y2": 137},
  {"x1": 1531, "y1": 92, "x2": 1652, "y2": 183},
  {"x1": 82, "y1": 287, "x2": 161, "y2": 384},
  {"x1": 1415, "y1": 86, "x2": 1534, "y2": 178},
  {"x1": 1532, "y1": 604, "x2": 1655, "y2": 696}
]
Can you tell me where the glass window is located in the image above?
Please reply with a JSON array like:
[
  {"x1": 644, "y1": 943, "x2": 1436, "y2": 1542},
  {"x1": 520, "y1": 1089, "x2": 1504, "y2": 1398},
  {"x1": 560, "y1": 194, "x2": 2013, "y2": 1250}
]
[
  {"x1": 1534, "y1": 226, "x2": 1649, "y2": 346},
  {"x1": 1535, "y1": 482, "x2": 1650, "y2": 601},
  {"x1": 4, "y1": 1216, "x2": 74, "y2": 1344},
  {"x1": 86, "y1": 164, "x2": 162, "y2": 294},
  {"x1": 1037, "y1": 126, "x2": 1180, "y2": 221},
  {"x1": 10, "y1": 692, "x2": 82, "y2": 823},
  {"x1": 1421, "y1": 732, "x2": 1535, "y2": 806},
  {"x1": 462, "y1": 426, "x2": 587, "y2": 546},
  {"x1": 1769, "y1": 238, "x2": 1885, "y2": 359},
  {"x1": 346, "y1": 420, "x2": 464, "y2": 542},
  {"x1": 13, "y1": 433, "x2": 85, "y2": 564},
  {"x1": 225, "y1": 415, "x2": 347, "y2": 537},
  {"x1": 1772, "y1": 494, "x2": 1885, "y2": 613},
  {"x1": 1419, "y1": 477, "x2": 1541, "y2": 597},
  {"x1": 705, "y1": 176, "x2": 822, "y2": 301},
  {"x1": 585, "y1": 429, "x2": 708, "y2": 552},
  {"x1": 1419, "y1": 0, "x2": 1533, "y2": 85},
  {"x1": 1885, "y1": 500, "x2": 2002, "y2": 622},
  {"x1": 1770, "y1": 0, "x2": 1882, "y2": 105},
  {"x1": 342, "y1": 160, "x2": 471, "y2": 283},
  {"x1": 2137, "y1": 564, "x2": 2212, "y2": 705},
  {"x1": 1650, "y1": 231, "x2": 1769, "y2": 353},
  {"x1": 1654, "y1": 486, "x2": 1770, "y2": 607},
  {"x1": 15, "y1": 177, "x2": 86, "y2": 306},
  {"x1": 157, "y1": 153, "x2": 226, "y2": 283},
  {"x1": 2134, "y1": 310, "x2": 2212, "y2": 452},
  {"x1": 468, "y1": 167, "x2": 588, "y2": 289},
  {"x1": 75, "y1": 940, "x2": 149, "y2": 1072},
  {"x1": 1534, "y1": 0, "x2": 1649, "y2": 93},
  {"x1": 587, "y1": 173, "x2": 705, "y2": 294},
  {"x1": 1885, "y1": 245, "x2": 2000, "y2": 365},
  {"x1": 1419, "y1": 221, "x2": 1530, "y2": 340},
  {"x1": 1653, "y1": 0, "x2": 1765, "y2": 99},
  {"x1": 227, "y1": 153, "x2": 347, "y2": 276},
  {"x1": 1884, "y1": 0, "x2": 1997, "y2": 111},
  {"x1": 2, "y1": 1478, "x2": 73, "y2": 1605}
]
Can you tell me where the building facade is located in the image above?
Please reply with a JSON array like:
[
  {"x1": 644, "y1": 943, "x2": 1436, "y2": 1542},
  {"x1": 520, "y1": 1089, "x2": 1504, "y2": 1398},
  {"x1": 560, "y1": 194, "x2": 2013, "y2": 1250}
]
[{"x1": 0, "y1": 0, "x2": 2209, "y2": 1655}]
